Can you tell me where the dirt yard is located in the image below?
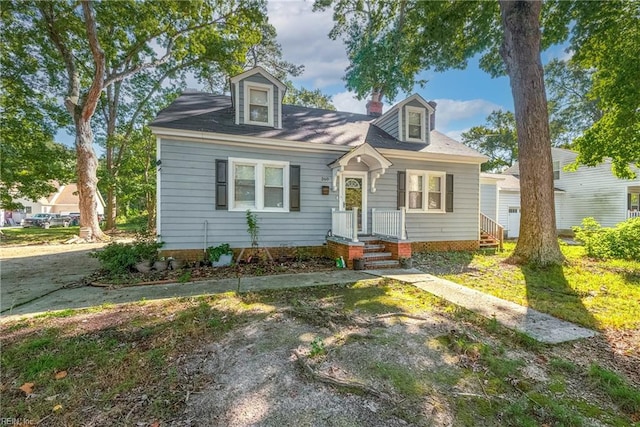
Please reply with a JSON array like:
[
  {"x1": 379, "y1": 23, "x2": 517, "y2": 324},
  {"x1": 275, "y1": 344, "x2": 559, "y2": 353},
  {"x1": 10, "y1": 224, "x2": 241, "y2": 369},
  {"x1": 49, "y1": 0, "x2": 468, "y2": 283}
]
[{"x1": 1, "y1": 244, "x2": 638, "y2": 426}]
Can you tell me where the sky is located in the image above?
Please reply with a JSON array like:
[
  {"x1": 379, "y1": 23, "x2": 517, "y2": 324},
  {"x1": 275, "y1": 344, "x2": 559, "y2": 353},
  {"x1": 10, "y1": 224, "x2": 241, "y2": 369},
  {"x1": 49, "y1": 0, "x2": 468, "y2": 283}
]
[
  {"x1": 57, "y1": 0, "x2": 570, "y2": 145},
  {"x1": 266, "y1": 0, "x2": 514, "y2": 141}
]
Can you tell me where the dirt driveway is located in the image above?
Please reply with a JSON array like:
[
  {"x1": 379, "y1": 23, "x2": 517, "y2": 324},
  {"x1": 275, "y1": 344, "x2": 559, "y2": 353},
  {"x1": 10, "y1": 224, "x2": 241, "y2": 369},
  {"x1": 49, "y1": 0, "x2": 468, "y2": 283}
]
[{"x1": 0, "y1": 243, "x2": 105, "y2": 313}]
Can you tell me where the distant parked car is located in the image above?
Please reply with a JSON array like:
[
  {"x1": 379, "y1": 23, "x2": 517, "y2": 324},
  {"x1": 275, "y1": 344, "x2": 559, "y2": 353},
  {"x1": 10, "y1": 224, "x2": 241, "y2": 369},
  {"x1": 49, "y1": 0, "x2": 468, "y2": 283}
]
[
  {"x1": 21, "y1": 213, "x2": 70, "y2": 228},
  {"x1": 67, "y1": 213, "x2": 104, "y2": 226}
]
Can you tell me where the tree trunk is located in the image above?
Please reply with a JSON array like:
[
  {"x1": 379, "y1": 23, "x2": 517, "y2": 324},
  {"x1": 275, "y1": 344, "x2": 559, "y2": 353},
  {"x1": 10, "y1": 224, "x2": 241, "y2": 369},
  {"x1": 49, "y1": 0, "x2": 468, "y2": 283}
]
[
  {"x1": 75, "y1": 118, "x2": 105, "y2": 241},
  {"x1": 499, "y1": 0, "x2": 564, "y2": 265}
]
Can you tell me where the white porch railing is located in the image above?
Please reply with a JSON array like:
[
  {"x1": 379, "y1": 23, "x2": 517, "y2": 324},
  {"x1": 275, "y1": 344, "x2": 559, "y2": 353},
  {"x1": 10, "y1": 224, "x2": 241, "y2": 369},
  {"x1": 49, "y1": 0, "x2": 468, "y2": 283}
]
[
  {"x1": 331, "y1": 207, "x2": 359, "y2": 242},
  {"x1": 372, "y1": 208, "x2": 406, "y2": 240},
  {"x1": 628, "y1": 210, "x2": 640, "y2": 219}
]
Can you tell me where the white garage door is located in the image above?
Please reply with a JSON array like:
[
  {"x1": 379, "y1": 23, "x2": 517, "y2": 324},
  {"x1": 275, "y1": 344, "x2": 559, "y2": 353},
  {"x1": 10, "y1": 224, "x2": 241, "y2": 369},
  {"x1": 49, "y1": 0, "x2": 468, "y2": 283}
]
[{"x1": 508, "y1": 207, "x2": 521, "y2": 238}]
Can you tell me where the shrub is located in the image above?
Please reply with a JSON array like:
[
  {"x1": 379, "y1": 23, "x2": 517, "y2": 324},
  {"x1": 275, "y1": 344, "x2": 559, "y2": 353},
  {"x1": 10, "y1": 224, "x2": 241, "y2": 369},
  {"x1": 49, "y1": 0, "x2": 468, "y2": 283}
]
[
  {"x1": 92, "y1": 238, "x2": 163, "y2": 274},
  {"x1": 206, "y1": 243, "x2": 232, "y2": 263},
  {"x1": 573, "y1": 217, "x2": 640, "y2": 260}
]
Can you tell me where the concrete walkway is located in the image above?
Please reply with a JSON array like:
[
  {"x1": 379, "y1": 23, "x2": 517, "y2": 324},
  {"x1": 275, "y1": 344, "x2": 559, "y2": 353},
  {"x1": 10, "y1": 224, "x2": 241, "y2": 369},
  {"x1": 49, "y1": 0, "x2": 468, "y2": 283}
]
[
  {"x1": 0, "y1": 270, "x2": 373, "y2": 320},
  {"x1": 366, "y1": 269, "x2": 597, "y2": 344}
]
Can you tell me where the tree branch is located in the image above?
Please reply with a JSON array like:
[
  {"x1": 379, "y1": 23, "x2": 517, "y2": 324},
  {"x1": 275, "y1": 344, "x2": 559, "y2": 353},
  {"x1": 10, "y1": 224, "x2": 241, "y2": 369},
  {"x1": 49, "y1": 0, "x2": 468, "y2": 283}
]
[
  {"x1": 103, "y1": 13, "x2": 235, "y2": 88},
  {"x1": 38, "y1": 3, "x2": 80, "y2": 114},
  {"x1": 80, "y1": 0, "x2": 105, "y2": 122}
]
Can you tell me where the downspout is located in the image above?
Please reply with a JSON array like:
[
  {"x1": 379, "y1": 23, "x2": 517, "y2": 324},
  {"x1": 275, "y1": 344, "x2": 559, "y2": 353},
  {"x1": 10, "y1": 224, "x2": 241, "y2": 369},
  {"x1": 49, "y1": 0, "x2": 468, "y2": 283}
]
[{"x1": 204, "y1": 220, "x2": 208, "y2": 257}]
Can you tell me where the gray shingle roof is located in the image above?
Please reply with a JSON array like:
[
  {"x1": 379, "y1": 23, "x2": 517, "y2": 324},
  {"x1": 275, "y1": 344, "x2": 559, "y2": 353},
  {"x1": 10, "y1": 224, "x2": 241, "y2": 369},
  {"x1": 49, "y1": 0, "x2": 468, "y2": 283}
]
[{"x1": 151, "y1": 92, "x2": 486, "y2": 159}]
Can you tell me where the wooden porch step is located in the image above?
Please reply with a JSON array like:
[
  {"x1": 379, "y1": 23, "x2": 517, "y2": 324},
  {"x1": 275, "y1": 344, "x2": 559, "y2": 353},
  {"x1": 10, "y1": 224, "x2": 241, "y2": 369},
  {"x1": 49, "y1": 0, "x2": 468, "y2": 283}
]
[
  {"x1": 364, "y1": 244, "x2": 386, "y2": 252},
  {"x1": 365, "y1": 259, "x2": 400, "y2": 269}
]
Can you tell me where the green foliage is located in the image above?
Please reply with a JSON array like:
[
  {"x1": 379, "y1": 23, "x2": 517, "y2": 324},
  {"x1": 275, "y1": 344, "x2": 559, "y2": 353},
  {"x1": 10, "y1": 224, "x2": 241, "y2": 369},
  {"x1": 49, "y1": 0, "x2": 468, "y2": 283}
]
[
  {"x1": 283, "y1": 82, "x2": 336, "y2": 110},
  {"x1": 246, "y1": 210, "x2": 260, "y2": 246},
  {"x1": 309, "y1": 337, "x2": 326, "y2": 358},
  {"x1": 91, "y1": 238, "x2": 163, "y2": 274},
  {"x1": 461, "y1": 110, "x2": 518, "y2": 172},
  {"x1": 207, "y1": 243, "x2": 232, "y2": 263},
  {"x1": 573, "y1": 217, "x2": 640, "y2": 261},
  {"x1": 544, "y1": 59, "x2": 601, "y2": 147},
  {"x1": 569, "y1": 1, "x2": 640, "y2": 179}
]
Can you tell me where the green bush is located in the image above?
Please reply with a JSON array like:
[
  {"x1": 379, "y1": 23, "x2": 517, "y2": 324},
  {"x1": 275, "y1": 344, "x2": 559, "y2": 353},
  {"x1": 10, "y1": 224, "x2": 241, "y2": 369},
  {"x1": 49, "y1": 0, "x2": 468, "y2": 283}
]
[
  {"x1": 573, "y1": 217, "x2": 640, "y2": 260},
  {"x1": 92, "y1": 238, "x2": 163, "y2": 274},
  {"x1": 206, "y1": 243, "x2": 232, "y2": 263}
]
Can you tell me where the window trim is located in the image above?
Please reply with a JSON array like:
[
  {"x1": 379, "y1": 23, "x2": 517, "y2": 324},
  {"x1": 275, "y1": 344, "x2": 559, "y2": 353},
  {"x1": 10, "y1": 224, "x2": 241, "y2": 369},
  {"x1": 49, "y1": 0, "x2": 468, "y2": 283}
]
[
  {"x1": 228, "y1": 157, "x2": 289, "y2": 212},
  {"x1": 405, "y1": 169, "x2": 446, "y2": 213},
  {"x1": 405, "y1": 106, "x2": 426, "y2": 143},
  {"x1": 553, "y1": 160, "x2": 561, "y2": 180},
  {"x1": 244, "y1": 82, "x2": 274, "y2": 127}
]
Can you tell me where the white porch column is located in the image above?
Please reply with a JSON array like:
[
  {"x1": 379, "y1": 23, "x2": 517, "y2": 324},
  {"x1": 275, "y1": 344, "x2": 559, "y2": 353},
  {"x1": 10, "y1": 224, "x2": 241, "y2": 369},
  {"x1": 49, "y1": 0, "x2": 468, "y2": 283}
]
[
  {"x1": 352, "y1": 207, "x2": 359, "y2": 242},
  {"x1": 400, "y1": 207, "x2": 407, "y2": 240}
]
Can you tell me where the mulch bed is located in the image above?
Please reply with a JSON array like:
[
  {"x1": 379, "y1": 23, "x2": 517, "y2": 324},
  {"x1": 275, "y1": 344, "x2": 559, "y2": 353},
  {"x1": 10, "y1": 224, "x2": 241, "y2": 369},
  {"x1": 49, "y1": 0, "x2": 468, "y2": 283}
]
[{"x1": 87, "y1": 257, "x2": 337, "y2": 287}]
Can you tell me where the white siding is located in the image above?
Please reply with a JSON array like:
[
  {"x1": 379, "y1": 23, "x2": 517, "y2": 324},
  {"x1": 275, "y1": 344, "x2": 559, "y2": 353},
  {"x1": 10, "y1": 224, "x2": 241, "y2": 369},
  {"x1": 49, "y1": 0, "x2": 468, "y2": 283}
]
[
  {"x1": 552, "y1": 149, "x2": 639, "y2": 229},
  {"x1": 480, "y1": 183, "x2": 498, "y2": 222}
]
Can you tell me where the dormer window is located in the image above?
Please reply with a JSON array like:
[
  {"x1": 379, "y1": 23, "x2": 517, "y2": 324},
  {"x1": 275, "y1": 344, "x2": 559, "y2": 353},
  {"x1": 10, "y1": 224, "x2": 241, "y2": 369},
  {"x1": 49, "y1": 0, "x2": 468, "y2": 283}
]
[
  {"x1": 249, "y1": 88, "x2": 269, "y2": 123},
  {"x1": 244, "y1": 82, "x2": 273, "y2": 127},
  {"x1": 405, "y1": 106, "x2": 426, "y2": 142}
]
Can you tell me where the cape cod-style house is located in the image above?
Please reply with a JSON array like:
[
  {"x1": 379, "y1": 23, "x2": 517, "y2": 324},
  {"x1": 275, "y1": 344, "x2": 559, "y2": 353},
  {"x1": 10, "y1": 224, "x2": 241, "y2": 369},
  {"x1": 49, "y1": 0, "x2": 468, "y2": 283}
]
[{"x1": 150, "y1": 67, "x2": 501, "y2": 267}]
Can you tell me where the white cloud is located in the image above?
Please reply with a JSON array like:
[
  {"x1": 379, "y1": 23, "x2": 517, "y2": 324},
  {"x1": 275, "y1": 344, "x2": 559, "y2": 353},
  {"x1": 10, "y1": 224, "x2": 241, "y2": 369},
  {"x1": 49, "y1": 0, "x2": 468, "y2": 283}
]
[
  {"x1": 332, "y1": 91, "x2": 368, "y2": 114},
  {"x1": 268, "y1": 1, "x2": 348, "y2": 89},
  {"x1": 433, "y1": 99, "x2": 502, "y2": 129}
]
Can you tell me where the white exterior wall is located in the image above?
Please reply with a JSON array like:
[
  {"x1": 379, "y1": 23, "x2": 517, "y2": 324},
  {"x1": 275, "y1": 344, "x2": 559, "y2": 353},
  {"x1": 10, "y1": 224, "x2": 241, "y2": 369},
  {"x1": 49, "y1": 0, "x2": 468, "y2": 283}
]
[
  {"x1": 552, "y1": 150, "x2": 639, "y2": 229},
  {"x1": 480, "y1": 182, "x2": 498, "y2": 222}
]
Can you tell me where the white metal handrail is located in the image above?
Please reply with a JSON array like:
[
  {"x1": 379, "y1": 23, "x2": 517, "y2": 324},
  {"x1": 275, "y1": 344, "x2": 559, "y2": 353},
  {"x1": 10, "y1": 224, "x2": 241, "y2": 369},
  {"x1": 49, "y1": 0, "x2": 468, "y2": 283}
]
[
  {"x1": 628, "y1": 210, "x2": 640, "y2": 219},
  {"x1": 372, "y1": 208, "x2": 406, "y2": 240},
  {"x1": 331, "y1": 207, "x2": 359, "y2": 242}
]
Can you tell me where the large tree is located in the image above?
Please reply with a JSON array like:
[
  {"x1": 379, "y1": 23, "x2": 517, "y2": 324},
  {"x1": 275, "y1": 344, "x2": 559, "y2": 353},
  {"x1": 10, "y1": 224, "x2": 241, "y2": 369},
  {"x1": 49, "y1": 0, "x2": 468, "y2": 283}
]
[
  {"x1": 0, "y1": 8, "x2": 75, "y2": 209},
  {"x1": 461, "y1": 110, "x2": 518, "y2": 172},
  {"x1": 5, "y1": 0, "x2": 266, "y2": 239},
  {"x1": 317, "y1": 0, "x2": 637, "y2": 265}
]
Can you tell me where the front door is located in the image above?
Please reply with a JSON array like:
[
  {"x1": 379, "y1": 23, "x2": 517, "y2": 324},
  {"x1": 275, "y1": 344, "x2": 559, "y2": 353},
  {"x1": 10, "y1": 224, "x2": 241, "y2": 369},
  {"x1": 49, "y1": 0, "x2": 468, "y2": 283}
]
[{"x1": 340, "y1": 172, "x2": 367, "y2": 233}]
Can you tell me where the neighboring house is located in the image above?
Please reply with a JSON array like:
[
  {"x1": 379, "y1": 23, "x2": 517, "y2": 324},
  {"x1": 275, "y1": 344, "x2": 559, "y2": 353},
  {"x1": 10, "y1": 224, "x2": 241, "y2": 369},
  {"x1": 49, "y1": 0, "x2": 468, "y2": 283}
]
[
  {"x1": 150, "y1": 67, "x2": 494, "y2": 267},
  {"x1": 481, "y1": 147, "x2": 640, "y2": 238},
  {"x1": 1, "y1": 184, "x2": 106, "y2": 226}
]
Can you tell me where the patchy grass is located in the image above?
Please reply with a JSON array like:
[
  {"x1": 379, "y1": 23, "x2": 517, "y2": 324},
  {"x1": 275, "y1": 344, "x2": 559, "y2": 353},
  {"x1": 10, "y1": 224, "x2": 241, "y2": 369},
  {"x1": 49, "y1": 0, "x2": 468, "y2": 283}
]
[
  {"x1": 414, "y1": 241, "x2": 640, "y2": 331},
  {"x1": 0, "y1": 227, "x2": 81, "y2": 245},
  {"x1": 2, "y1": 280, "x2": 638, "y2": 426}
]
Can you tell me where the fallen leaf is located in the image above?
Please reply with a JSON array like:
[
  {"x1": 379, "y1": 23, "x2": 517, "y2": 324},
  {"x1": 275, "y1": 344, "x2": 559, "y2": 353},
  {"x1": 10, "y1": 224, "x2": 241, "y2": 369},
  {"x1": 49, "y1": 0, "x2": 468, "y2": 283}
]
[
  {"x1": 150, "y1": 421, "x2": 160, "y2": 427},
  {"x1": 53, "y1": 404, "x2": 63, "y2": 412},
  {"x1": 54, "y1": 370, "x2": 68, "y2": 380},
  {"x1": 19, "y1": 382, "x2": 34, "y2": 394}
]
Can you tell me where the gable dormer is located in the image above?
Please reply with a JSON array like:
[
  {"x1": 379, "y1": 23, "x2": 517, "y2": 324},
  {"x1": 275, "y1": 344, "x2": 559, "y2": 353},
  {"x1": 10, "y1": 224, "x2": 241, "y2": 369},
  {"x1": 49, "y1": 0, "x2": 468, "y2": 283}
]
[
  {"x1": 230, "y1": 66, "x2": 286, "y2": 129},
  {"x1": 373, "y1": 94, "x2": 436, "y2": 144}
]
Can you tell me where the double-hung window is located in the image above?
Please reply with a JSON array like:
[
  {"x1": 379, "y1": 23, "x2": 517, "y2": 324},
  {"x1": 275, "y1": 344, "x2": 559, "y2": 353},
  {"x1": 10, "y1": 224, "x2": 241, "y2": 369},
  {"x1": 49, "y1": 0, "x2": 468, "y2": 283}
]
[
  {"x1": 229, "y1": 158, "x2": 289, "y2": 211},
  {"x1": 405, "y1": 106, "x2": 426, "y2": 142},
  {"x1": 553, "y1": 160, "x2": 561, "y2": 180},
  {"x1": 244, "y1": 83, "x2": 273, "y2": 126},
  {"x1": 406, "y1": 170, "x2": 446, "y2": 213}
]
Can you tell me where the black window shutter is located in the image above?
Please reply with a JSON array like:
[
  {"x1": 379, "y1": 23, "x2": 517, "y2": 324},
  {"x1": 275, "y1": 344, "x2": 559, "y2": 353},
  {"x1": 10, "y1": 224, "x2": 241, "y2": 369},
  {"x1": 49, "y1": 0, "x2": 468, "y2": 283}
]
[
  {"x1": 445, "y1": 174, "x2": 454, "y2": 212},
  {"x1": 215, "y1": 159, "x2": 228, "y2": 210},
  {"x1": 290, "y1": 165, "x2": 301, "y2": 211},
  {"x1": 397, "y1": 171, "x2": 406, "y2": 209},
  {"x1": 628, "y1": 193, "x2": 632, "y2": 210}
]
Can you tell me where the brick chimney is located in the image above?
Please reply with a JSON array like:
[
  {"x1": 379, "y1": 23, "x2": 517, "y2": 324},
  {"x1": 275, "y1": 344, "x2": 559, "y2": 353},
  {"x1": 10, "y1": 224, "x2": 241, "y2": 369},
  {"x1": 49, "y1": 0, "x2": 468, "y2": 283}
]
[
  {"x1": 366, "y1": 91, "x2": 383, "y2": 117},
  {"x1": 428, "y1": 101, "x2": 437, "y2": 131}
]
